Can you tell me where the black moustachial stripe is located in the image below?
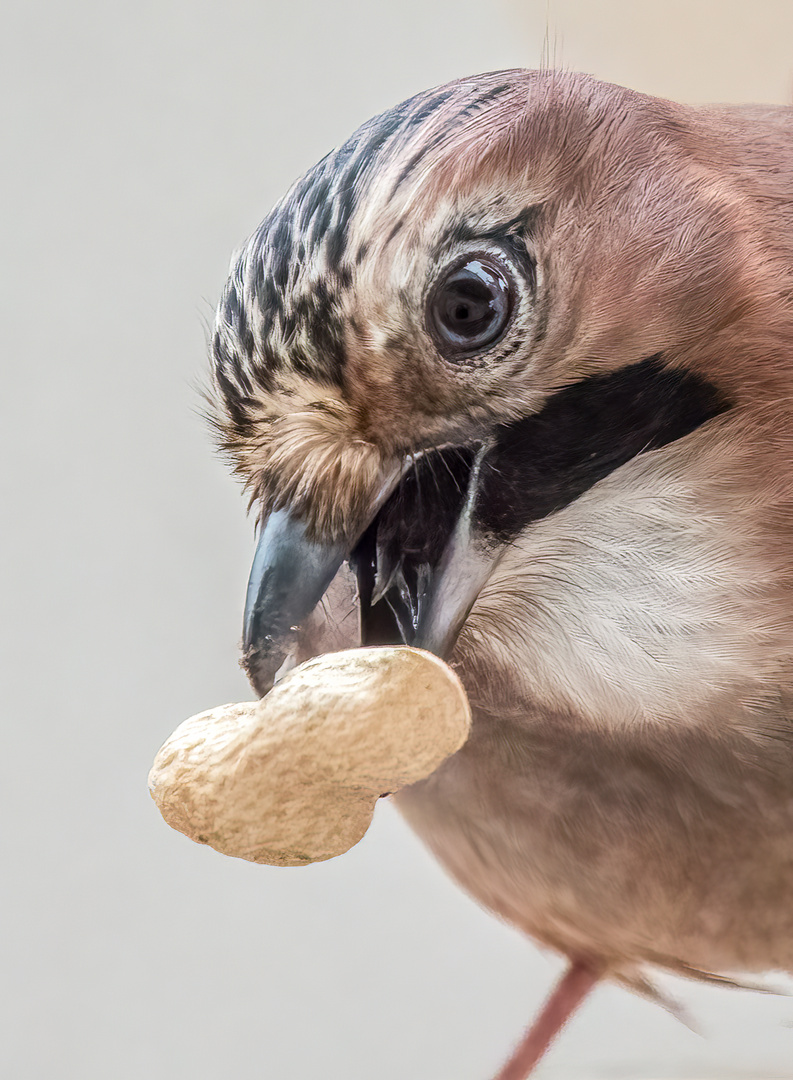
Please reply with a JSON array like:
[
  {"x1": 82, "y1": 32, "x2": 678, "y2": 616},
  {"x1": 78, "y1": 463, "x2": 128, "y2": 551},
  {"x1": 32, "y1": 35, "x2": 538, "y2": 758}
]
[
  {"x1": 354, "y1": 356, "x2": 729, "y2": 645},
  {"x1": 477, "y1": 355, "x2": 729, "y2": 538}
]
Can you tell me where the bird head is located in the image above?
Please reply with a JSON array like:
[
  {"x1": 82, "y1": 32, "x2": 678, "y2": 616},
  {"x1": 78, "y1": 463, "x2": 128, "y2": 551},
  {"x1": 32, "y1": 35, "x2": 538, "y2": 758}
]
[{"x1": 210, "y1": 70, "x2": 786, "y2": 698}]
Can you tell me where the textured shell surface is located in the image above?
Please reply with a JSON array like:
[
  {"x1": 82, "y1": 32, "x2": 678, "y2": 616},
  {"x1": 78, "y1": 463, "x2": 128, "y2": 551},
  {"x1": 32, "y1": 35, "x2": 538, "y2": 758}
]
[{"x1": 148, "y1": 647, "x2": 471, "y2": 866}]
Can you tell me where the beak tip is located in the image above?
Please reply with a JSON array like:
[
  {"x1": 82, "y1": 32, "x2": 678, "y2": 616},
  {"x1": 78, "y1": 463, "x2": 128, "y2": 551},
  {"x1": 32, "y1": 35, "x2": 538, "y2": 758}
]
[
  {"x1": 241, "y1": 508, "x2": 349, "y2": 697},
  {"x1": 240, "y1": 641, "x2": 278, "y2": 698}
]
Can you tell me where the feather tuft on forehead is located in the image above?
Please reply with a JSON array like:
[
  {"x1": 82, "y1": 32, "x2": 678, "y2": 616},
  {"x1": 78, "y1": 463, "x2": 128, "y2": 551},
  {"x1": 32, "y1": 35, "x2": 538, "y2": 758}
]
[
  {"x1": 207, "y1": 72, "x2": 550, "y2": 530},
  {"x1": 207, "y1": 366, "x2": 397, "y2": 540}
]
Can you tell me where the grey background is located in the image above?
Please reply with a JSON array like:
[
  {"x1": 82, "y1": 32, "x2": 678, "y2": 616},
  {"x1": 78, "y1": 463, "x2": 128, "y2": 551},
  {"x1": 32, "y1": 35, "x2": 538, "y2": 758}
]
[{"x1": 3, "y1": 2, "x2": 793, "y2": 1077}]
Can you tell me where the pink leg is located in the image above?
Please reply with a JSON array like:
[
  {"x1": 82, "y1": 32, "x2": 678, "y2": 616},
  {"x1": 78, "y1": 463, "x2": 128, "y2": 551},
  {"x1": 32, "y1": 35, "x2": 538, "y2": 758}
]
[{"x1": 492, "y1": 961, "x2": 600, "y2": 1080}]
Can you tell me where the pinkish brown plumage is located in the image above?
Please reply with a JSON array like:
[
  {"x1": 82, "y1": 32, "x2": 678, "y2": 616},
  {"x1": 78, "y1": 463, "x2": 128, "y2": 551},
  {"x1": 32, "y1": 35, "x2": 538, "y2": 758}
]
[{"x1": 209, "y1": 70, "x2": 793, "y2": 1076}]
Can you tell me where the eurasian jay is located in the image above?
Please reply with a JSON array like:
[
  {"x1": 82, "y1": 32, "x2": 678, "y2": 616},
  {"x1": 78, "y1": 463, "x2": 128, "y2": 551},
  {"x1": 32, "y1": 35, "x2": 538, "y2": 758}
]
[{"x1": 209, "y1": 70, "x2": 793, "y2": 1077}]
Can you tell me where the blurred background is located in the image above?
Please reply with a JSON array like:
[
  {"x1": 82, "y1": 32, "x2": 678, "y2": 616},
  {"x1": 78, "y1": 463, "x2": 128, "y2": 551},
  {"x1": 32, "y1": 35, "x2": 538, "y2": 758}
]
[{"x1": 2, "y1": 2, "x2": 792, "y2": 1077}]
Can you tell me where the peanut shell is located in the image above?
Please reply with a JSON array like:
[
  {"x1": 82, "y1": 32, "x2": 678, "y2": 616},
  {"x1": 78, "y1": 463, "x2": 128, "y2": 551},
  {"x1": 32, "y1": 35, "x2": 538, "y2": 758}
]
[{"x1": 148, "y1": 646, "x2": 471, "y2": 866}]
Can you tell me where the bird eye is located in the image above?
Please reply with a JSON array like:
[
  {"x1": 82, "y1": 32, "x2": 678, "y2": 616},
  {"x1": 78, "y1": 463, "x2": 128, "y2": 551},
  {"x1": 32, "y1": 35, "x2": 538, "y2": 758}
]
[{"x1": 427, "y1": 255, "x2": 514, "y2": 360}]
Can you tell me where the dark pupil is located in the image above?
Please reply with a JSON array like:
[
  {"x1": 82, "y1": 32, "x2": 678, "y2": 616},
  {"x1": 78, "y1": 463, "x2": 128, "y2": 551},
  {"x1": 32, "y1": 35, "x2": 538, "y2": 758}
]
[
  {"x1": 431, "y1": 258, "x2": 512, "y2": 357},
  {"x1": 443, "y1": 269, "x2": 497, "y2": 335}
]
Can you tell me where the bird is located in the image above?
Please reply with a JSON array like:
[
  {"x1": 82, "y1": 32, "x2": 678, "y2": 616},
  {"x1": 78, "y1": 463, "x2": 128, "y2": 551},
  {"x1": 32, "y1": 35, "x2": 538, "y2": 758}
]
[{"x1": 208, "y1": 70, "x2": 793, "y2": 1077}]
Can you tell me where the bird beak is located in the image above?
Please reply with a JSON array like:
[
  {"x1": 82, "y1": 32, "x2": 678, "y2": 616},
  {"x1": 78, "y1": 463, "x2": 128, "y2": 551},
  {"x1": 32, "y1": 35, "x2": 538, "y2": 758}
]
[
  {"x1": 358, "y1": 442, "x2": 499, "y2": 652},
  {"x1": 242, "y1": 444, "x2": 501, "y2": 697},
  {"x1": 242, "y1": 508, "x2": 350, "y2": 696}
]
